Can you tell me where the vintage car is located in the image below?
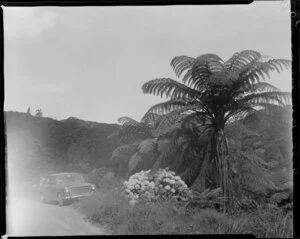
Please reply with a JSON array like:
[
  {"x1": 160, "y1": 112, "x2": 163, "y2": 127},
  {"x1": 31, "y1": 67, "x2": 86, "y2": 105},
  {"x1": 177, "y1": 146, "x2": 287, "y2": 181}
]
[{"x1": 39, "y1": 172, "x2": 95, "y2": 206}]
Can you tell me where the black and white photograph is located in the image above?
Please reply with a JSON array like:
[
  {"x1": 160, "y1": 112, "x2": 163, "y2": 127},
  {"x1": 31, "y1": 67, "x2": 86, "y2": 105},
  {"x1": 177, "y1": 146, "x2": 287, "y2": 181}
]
[{"x1": 3, "y1": 1, "x2": 294, "y2": 237}]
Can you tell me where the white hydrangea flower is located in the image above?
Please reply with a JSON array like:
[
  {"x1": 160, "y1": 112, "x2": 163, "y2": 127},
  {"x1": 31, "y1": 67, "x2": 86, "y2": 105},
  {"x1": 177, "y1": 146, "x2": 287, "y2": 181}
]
[
  {"x1": 124, "y1": 168, "x2": 189, "y2": 203},
  {"x1": 135, "y1": 184, "x2": 140, "y2": 190},
  {"x1": 169, "y1": 179, "x2": 175, "y2": 185},
  {"x1": 133, "y1": 194, "x2": 139, "y2": 199},
  {"x1": 128, "y1": 185, "x2": 135, "y2": 190}
]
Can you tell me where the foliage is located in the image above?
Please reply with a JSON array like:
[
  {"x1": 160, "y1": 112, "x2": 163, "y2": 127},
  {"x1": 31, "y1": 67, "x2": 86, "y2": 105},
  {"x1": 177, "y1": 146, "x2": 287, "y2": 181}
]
[
  {"x1": 246, "y1": 205, "x2": 293, "y2": 238},
  {"x1": 123, "y1": 168, "x2": 189, "y2": 204},
  {"x1": 74, "y1": 185, "x2": 293, "y2": 237},
  {"x1": 140, "y1": 50, "x2": 291, "y2": 207},
  {"x1": 35, "y1": 108, "x2": 43, "y2": 117},
  {"x1": 110, "y1": 112, "x2": 209, "y2": 184},
  {"x1": 111, "y1": 104, "x2": 292, "y2": 199},
  {"x1": 85, "y1": 167, "x2": 122, "y2": 193},
  {"x1": 26, "y1": 107, "x2": 31, "y2": 115}
]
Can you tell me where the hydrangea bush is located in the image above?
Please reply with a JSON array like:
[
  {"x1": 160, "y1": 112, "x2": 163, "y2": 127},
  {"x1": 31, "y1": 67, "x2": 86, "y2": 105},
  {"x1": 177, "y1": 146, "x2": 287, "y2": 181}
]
[{"x1": 124, "y1": 168, "x2": 190, "y2": 205}]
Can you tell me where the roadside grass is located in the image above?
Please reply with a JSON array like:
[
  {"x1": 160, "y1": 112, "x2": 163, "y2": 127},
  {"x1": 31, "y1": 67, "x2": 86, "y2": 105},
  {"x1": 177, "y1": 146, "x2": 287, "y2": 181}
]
[{"x1": 72, "y1": 187, "x2": 293, "y2": 237}]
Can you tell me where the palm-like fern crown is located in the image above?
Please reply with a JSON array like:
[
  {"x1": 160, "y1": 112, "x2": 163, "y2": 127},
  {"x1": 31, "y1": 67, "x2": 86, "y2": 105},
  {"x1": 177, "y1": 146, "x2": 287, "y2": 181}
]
[{"x1": 142, "y1": 50, "x2": 291, "y2": 130}]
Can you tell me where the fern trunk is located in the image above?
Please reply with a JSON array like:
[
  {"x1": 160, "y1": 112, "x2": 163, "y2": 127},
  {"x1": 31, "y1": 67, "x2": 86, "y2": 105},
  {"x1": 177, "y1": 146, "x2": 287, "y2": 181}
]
[{"x1": 209, "y1": 128, "x2": 231, "y2": 211}]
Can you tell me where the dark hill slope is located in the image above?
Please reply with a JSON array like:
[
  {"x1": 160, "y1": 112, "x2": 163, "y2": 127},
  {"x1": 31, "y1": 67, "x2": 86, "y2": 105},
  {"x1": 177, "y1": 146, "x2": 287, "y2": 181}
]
[{"x1": 5, "y1": 111, "x2": 120, "y2": 181}]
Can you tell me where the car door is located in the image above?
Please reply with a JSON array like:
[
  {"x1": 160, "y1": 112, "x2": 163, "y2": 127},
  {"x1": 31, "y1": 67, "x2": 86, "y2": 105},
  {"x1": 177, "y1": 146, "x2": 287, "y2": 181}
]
[
  {"x1": 47, "y1": 176, "x2": 58, "y2": 200},
  {"x1": 40, "y1": 176, "x2": 51, "y2": 200}
]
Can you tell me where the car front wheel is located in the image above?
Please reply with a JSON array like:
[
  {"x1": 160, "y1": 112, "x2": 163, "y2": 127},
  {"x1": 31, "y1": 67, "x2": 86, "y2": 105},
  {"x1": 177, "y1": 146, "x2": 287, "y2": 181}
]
[
  {"x1": 57, "y1": 193, "x2": 65, "y2": 206},
  {"x1": 40, "y1": 193, "x2": 46, "y2": 203}
]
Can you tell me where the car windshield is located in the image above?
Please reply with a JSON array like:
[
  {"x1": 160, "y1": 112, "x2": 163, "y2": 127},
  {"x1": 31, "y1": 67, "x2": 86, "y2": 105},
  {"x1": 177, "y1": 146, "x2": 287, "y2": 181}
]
[{"x1": 57, "y1": 173, "x2": 84, "y2": 184}]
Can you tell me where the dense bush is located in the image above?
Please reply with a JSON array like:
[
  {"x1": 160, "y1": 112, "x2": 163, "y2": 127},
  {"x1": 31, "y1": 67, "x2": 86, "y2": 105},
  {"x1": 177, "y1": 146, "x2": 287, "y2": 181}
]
[
  {"x1": 124, "y1": 168, "x2": 189, "y2": 204},
  {"x1": 73, "y1": 186, "x2": 293, "y2": 237},
  {"x1": 85, "y1": 167, "x2": 122, "y2": 192}
]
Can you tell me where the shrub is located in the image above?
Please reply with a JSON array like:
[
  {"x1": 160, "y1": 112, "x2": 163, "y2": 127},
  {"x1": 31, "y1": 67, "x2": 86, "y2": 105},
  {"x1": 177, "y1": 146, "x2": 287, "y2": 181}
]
[
  {"x1": 75, "y1": 188, "x2": 189, "y2": 235},
  {"x1": 85, "y1": 167, "x2": 122, "y2": 192},
  {"x1": 74, "y1": 186, "x2": 293, "y2": 237},
  {"x1": 246, "y1": 205, "x2": 293, "y2": 238},
  {"x1": 124, "y1": 168, "x2": 190, "y2": 204}
]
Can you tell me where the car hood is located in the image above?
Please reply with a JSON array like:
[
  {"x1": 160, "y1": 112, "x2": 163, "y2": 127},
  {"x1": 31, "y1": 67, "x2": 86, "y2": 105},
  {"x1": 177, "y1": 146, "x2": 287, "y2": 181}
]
[{"x1": 58, "y1": 182, "x2": 94, "y2": 188}]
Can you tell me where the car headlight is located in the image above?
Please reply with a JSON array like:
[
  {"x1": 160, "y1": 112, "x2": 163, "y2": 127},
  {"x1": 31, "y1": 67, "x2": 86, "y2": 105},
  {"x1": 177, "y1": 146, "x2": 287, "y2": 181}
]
[
  {"x1": 64, "y1": 187, "x2": 69, "y2": 193},
  {"x1": 91, "y1": 184, "x2": 96, "y2": 190}
]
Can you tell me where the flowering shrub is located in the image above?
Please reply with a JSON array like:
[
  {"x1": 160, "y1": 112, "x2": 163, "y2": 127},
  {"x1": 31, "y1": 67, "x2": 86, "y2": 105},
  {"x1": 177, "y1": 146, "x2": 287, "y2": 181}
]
[{"x1": 124, "y1": 168, "x2": 190, "y2": 204}]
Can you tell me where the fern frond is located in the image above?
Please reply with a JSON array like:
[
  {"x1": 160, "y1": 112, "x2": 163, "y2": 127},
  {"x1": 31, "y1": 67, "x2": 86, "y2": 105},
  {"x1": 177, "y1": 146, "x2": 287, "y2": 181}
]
[
  {"x1": 127, "y1": 152, "x2": 142, "y2": 174},
  {"x1": 191, "y1": 54, "x2": 225, "y2": 91},
  {"x1": 111, "y1": 142, "x2": 139, "y2": 162},
  {"x1": 170, "y1": 56, "x2": 195, "y2": 78},
  {"x1": 235, "y1": 82, "x2": 280, "y2": 96},
  {"x1": 141, "y1": 113, "x2": 162, "y2": 124},
  {"x1": 117, "y1": 124, "x2": 153, "y2": 142},
  {"x1": 142, "y1": 78, "x2": 201, "y2": 100},
  {"x1": 117, "y1": 117, "x2": 139, "y2": 126},
  {"x1": 225, "y1": 106, "x2": 256, "y2": 123},
  {"x1": 127, "y1": 138, "x2": 158, "y2": 173},
  {"x1": 238, "y1": 91, "x2": 291, "y2": 106},
  {"x1": 254, "y1": 103, "x2": 292, "y2": 116},
  {"x1": 137, "y1": 138, "x2": 158, "y2": 154},
  {"x1": 157, "y1": 138, "x2": 173, "y2": 155},
  {"x1": 225, "y1": 50, "x2": 262, "y2": 71},
  {"x1": 141, "y1": 99, "x2": 197, "y2": 120},
  {"x1": 152, "y1": 109, "x2": 190, "y2": 137},
  {"x1": 237, "y1": 59, "x2": 291, "y2": 86}
]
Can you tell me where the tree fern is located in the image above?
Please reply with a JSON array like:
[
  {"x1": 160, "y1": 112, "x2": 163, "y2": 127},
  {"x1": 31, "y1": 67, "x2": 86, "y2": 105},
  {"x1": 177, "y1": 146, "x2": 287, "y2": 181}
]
[{"x1": 141, "y1": 50, "x2": 291, "y2": 211}]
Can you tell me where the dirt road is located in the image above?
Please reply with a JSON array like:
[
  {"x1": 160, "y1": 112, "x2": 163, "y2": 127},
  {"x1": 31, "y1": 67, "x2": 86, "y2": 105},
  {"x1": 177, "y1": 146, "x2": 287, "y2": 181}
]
[{"x1": 6, "y1": 196, "x2": 109, "y2": 236}]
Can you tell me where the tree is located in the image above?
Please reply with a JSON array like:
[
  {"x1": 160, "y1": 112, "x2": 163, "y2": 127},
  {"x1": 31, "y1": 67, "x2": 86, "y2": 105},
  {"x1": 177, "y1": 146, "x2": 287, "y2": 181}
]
[
  {"x1": 35, "y1": 108, "x2": 43, "y2": 117},
  {"x1": 110, "y1": 115, "x2": 175, "y2": 177},
  {"x1": 111, "y1": 112, "x2": 210, "y2": 182},
  {"x1": 141, "y1": 50, "x2": 291, "y2": 210},
  {"x1": 26, "y1": 107, "x2": 31, "y2": 115}
]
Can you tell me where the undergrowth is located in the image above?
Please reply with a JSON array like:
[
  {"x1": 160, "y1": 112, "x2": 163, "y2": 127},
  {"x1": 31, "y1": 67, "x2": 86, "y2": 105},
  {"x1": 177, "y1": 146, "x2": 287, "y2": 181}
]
[{"x1": 73, "y1": 187, "x2": 293, "y2": 237}]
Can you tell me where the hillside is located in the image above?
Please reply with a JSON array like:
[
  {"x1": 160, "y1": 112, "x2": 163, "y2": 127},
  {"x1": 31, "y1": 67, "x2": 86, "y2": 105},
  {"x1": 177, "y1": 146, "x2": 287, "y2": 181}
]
[
  {"x1": 5, "y1": 106, "x2": 293, "y2": 187},
  {"x1": 5, "y1": 111, "x2": 120, "y2": 182}
]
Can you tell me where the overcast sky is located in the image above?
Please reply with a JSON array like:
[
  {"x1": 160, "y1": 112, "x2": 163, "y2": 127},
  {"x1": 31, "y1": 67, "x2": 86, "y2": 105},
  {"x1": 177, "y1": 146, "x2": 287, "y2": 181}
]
[{"x1": 3, "y1": 2, "x2": 292, "y2": 123}]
